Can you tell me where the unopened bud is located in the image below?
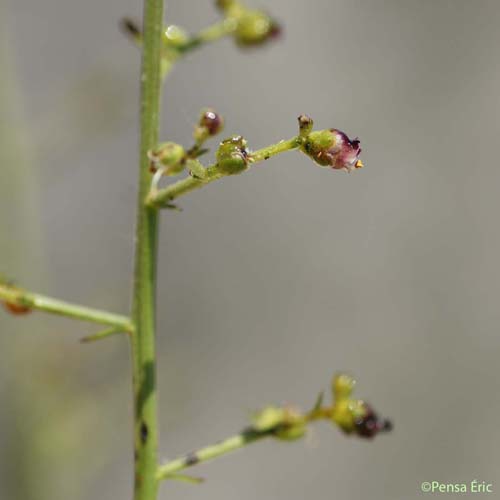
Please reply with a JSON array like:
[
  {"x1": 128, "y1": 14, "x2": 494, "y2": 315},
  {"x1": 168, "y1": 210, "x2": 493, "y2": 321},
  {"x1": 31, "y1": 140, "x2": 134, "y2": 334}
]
[
  {"x1": 3, "y1": 300, "x2": 31, "y2": 315},
  {"x1": 252, "y1": 406, "x2": 307, "y2": 442},
  {"x1": 216, "y1": 135, "x2": 249, "y2": 175},
  {"x1": 194, "y1": 109, "x2": 225, "y2": 142},
  {"x1": 163, "y1": 25, "x2": 189, "y2": 48},
  {"x1": 332, "y1": 373, "x2": 356, "y2": 401},
  {"x1": 234, "y1": 10, "x2": 281, "y2": 47},
  {"x1": 298, "y1": 114, "x2": 314, "y2": 137},
  {"x1": 148, "y1": 142, "x2": 186, "y2": 174}
]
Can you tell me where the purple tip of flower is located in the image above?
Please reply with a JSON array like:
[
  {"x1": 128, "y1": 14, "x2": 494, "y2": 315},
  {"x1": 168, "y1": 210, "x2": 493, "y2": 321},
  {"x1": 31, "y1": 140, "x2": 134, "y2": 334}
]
[
  {"x1": 327, "y1": 129, "x2": 363, "y2": 172},
  {"x1": 354, "y1": 404, "x2": 392, "y2": 439},
  {"x1": 268, "y1": 21, "x2": 283, "y2": 40}
]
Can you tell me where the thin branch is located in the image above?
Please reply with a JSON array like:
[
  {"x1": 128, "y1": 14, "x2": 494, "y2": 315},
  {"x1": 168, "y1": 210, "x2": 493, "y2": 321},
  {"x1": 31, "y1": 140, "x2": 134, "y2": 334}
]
[
  {"x1": 0, "y1": 283, "x2": 133, "y2": 331},
  {"x1": 146, "y1": 136, "x2": 302, "y2": 207},
  {"x1": 80, "y1": 326, "x2": 128, "y2": 343},
  {"x1": 157, "y1": 428, "x2": 272, "y2": 481}
]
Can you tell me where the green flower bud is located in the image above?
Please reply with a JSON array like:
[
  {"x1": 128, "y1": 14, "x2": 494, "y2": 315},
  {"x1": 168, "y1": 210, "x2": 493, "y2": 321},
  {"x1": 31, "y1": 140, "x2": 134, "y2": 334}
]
[
  {"x1": 162, "y1": 25, "x2": 189, "y2": 48},
  {"x1": 252, "y1": 406, "x2": 286, "y2": 432},
  {"x1": 332, "y1": 373, "x2": 356, "y2": 401},
  {"x1": 275, "y1": 423, "x2": 307, "y2": 441},
  {"x1": 331, "y1": 398, "x2": 367, "y2": 434},
  {"x1": 252, "y1": 406, "x2": 307, "y2": 441},
  {"x1": 330, "y1": 374, "x2": 393, "y2": 439},
  {"x1": 148, "y1": 142, "x2": 186, "y2": 175},
  {"x1": 216, "y1": 135, "x2": 249, "y2": 175},
  {"x1": 234, "y1": 10, "x2": 281, "y2": 47}
]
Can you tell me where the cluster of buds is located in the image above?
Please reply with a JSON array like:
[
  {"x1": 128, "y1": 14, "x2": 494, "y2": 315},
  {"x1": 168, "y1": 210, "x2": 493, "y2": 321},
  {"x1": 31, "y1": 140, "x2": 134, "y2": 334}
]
[
  {"x1": 298, "y1": 115, "x2": 364, "y2": 172},
  {"x1": 249, "y1": 373, "x2": 392, "y2": 443},
  {"x1": 148, "y1": 108, "x2": 226, "y2": 178},
  {"x1": 216, "y1": 0, "x2": 281, "y2": 47}
]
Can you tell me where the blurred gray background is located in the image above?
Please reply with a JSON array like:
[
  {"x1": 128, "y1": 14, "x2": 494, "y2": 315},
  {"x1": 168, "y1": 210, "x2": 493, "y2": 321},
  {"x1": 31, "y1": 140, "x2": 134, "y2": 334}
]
[{"x1": 2, "y1": 0, "x2": 500, "y2": 499}]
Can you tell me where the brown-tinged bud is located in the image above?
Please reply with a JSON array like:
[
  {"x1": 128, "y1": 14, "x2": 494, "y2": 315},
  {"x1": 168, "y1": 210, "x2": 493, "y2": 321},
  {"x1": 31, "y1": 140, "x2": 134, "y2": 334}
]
[
  {"x1": 298, "y1": 115, "x2": 313, "y2": 137},
  {"x1": 216, "y1": 135, "x2": 249, "y2": 175},
  {"x1": 301, "y1": 129, "x2": 363, "y2": 172},
  {"x1": 3, "y1": 300, "x2": 32, "y2": 315},
  {"x1": 194, "y1": 109, "x2": 225, "y2": 142}
]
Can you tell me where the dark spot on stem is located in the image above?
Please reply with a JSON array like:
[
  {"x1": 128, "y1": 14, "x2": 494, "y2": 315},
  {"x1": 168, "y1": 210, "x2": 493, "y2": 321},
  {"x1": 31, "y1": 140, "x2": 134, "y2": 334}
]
[
  {"x1": 264, "y1": 155, "x2": 270, "y2": 160},
  {"x1": 140, "y1": 422, "x2": 149, "y2": 444},
  {"x1": 185, "y1": 453, "x2": 200, "y2": 467},
  {"x1": 136, "y1": 361, "x2": 155, "y2": 418}
]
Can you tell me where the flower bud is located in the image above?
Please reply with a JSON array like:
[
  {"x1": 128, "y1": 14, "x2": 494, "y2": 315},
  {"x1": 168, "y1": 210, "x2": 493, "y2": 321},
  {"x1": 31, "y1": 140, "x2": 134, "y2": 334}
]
[
  {"x1": 148, "y1": 142, "x2": 186, "y2": 174},
  {"x1": 298, "y1": 114, "x2": 313, "y2": 137},
  {"x1": 216, "y1": 135, "x2": 249, "y2": 175},
  {"x1": 162, "y1": 24, "x2": 189, "y2": 48},
  {"x1": 353, "y1": 404, "x2": 393, "y2": 439},
  {"x1": 331, "y1": 398, "x2": 366, "y2": 435},
  {"x1": 194, "y1": 109, "x2": 224, "y2": 142},
  {"x1": 252, "y1": 406, "x2": 307, "y2": 441},
  {"x1": 301, "y1": 129, "x2": 363, "y2": 172},
  {"x1": 3, "y1": 300, "x2": 31, "y2": 315},
  {"x1": 332, "y1": 373, "x2": 356, "y2": 401},
  {"x1": 234, "y1": 10, "x2": 282, "y2": 47},
  {"x1": 330, "y1": 373, "x2": 392, "y2": 439}
]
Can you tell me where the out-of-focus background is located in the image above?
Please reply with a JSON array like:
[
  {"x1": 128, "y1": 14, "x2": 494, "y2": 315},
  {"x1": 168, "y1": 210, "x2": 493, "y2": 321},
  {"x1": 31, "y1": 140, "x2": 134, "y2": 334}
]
[{"x1": 2, "y1": 0, "x2": 500, "y2": 499}]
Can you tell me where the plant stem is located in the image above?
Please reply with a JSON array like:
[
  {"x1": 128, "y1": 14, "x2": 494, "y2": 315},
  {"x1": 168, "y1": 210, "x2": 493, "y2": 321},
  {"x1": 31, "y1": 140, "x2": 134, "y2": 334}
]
[
  {"x1": 146, "y1": 136, "x2": 302, "y2": 207},
  {"x1": 177, "y1": 18, "x2": 237, "y2": 53},
  {"x1": 130, "y1": 0, "x2": 164, "y2": 499},
  {"x1": 0, "y1": 283, "x2": 133, "y2": 330},
  {"x1": 157, "y1": 428, "x2": 272, "y2": 481}
]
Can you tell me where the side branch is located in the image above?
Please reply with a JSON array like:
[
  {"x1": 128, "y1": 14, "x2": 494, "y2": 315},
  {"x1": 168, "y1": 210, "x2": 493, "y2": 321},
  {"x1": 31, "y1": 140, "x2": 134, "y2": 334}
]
[
  {"x1": 145, "y1": 137, "x2": 301, "y2": 208},
  {"x1": 0, "y1": 283, "x2": 133, "y2": 331},
  {"x1": 157, "y1": 374, "x2": 392, "y2": 484},
  {"x1": 157, "y1": 428, "x2": 271, "y2": 481}
]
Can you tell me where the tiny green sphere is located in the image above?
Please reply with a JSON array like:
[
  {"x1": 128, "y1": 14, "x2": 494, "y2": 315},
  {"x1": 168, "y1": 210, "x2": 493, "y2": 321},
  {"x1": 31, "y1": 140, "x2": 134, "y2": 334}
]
[
  {"x1": 150, "y1": 141, "x2": 185, "y2": 167},
  {"x1": 216, "y1": 136, "x2": 249, "y2": 175},
  {"x1": 235, "y1": 10, "x2": 281, "y2": 47},
  {"x1": 162, "y1": 25, "x2": 189, "y2": 48}
]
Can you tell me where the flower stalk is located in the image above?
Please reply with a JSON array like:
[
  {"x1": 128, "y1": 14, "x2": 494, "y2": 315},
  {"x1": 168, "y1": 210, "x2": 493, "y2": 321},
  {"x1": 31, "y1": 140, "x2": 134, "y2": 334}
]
[
  {"x1": 130, "y1": 0, "x2": 164, "y2": 498},
  {"x1": 0, "y1": 282, "x2": 133, "y2": 331},
  {"x1": 157, "y1": 374, "x2": 392, "y2": 483}
]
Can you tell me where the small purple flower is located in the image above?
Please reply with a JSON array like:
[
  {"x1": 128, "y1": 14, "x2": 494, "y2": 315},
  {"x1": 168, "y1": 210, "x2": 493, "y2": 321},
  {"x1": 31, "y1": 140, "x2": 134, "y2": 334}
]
[
  {"x1": 301, "y1": 129, "x2": 364, "y2": 172},
  {"x1": 354, "y1": 404, "x2": 393, "y2": 439}
]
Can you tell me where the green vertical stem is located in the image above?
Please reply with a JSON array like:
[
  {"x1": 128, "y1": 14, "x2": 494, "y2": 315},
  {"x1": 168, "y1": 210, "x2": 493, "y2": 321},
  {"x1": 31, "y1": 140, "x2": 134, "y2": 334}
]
[{"x1": 131, "y1": 0, "x2": 164, "y2": 499}]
